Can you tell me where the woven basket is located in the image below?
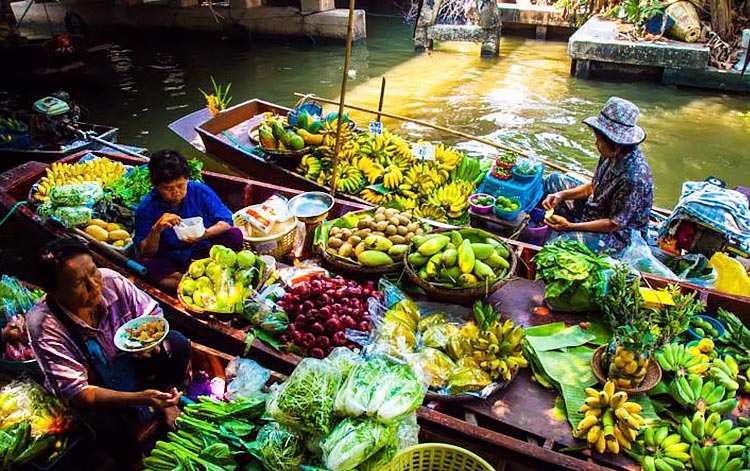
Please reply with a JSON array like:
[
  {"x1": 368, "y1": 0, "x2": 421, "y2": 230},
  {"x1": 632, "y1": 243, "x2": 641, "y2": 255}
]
[
  {"x1": 318, "y1": 209, "x2": 424, "y2": 276},
  {"x1": 404, "y1": 229, "x2": 517, "y2": 305},
  {"x1": 234, "y1": 210, "x2": 298, "y2": 259},
  {"x1": 591, "y1": 345, "x2": 662, "y2": 394},
  {"x1": 380, "y1": 444, "x2": 495, "y2": 471}
]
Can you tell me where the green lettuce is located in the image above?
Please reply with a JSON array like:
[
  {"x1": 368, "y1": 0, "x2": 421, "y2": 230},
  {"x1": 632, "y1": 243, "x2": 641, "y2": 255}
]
[{"x1": 321, "y1": 418, "x2": 393, "y2": 471}]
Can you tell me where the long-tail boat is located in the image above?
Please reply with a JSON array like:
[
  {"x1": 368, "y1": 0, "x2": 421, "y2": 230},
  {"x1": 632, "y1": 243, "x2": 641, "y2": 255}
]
[{"x1": 1, "y1": 150, "x2": 749, "y2": 471}]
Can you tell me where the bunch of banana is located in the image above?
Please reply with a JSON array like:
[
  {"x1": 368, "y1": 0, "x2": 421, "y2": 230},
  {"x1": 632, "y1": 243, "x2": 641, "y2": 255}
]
[
  {"x1": 320, "y1": 118, "x2": 355, "y2": 148},
  {"x1": 631, "y1": 426, "x2": 691, "y2": 471},
  {"x1": 679, "y1": 411, "x2": 744, "y2": 450},
  {"x1": 35, "y1": 158, "x2": 128, "y2": 202},
  {"x1": 433, "y1": 143, "x2": 463, "y2": 172},
  {"x1": 334, "y1": 163, "x2": 366, "y2": 194},
  {"x1": 656, "y1": 343, "x2": 711, "y2": 376},
  {"x1": 426, "y1": 180, "x2": 474, "y2": 220},
  {"x1": 297, "y1": 154, "x2": 322, "y2": 180},
  {"x1": 576, "y1": 380, "x2": 644, "y2": 454},
  {"x1": 450, "y1": 155, "x2": 482, "y2": 183},
  {"x1": 460, "y1": 302, "x2": 527, "y2": 382},
  {"x1": 608, "y1": 345, "x2": 650, "y2": 389},
  {"x1": 355, "y1": 156, "x2": 385, "y2": 185},
  {"x1": 391, "y1": 195, "x2": 417, "y2": 212},
  {"x1": 669, "y1": 374, "x2": 738, "y2": 414},
  {"x1": 413, "y1": 204, "x2": 447, "y2": 223},
  {"x1": 709, "y1": 356, "x2": 740, "y2": 392},
  {"x1": 688, "y1": 443, "x2": 748, "y2": 471},
  {"x1": 359, "y1": 189, "x2": 393, "y2": 205},
  {"x1": 383, "y1": 165, "x2": 404, "y2": 190}
]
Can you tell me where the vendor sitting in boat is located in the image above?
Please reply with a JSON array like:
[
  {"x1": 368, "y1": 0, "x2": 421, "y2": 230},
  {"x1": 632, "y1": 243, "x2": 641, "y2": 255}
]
[
  {"x1": 542, "y1": 97, "x2": 654, "y2": 254},
  {"x1": 27, "y1": 239, "x2": 191, "y2": 468},
  {"x1": 135, "y1": 149, "x2": 243, "y2": 292}
]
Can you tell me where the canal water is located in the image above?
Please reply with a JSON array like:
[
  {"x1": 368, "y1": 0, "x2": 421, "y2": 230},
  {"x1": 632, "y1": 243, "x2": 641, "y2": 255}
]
[{"x1": 36, "y1": 15, "x2": 750, "y2": 207}]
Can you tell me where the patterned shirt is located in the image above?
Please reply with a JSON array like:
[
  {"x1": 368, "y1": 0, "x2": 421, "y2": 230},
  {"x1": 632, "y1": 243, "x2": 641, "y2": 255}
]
[
  {"x1": 26, "y1": 268, "x2": 162, "y2": 402},
  {"x1": 581, "y1": 147, "x2": 654, "y2": 252},
  {"x1": 134, "y1": 181, "x2": 234, "y2": 263}
]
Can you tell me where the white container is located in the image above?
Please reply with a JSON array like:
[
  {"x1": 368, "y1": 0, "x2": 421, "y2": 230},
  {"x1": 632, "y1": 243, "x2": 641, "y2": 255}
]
[{"x1": 174, "y1": 217, "x2": 205, "y2": 241}]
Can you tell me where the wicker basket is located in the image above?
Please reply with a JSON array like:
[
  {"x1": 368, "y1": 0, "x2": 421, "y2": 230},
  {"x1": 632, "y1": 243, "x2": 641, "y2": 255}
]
[
  {"x1": 318, "y1": 209, "x2": 424, "y2": 277},
  {"x1": 380, "y1": 444, "x2": 495, "y2": 471},
  {"x1": 591, "y1": 345, "x2": 662, "y2": 394},
  {"x1": 234, "y1": 209, "x2": 298, "y2": 259},
  {"x1": 404, "y1": 229, "x2": 517, "y2": 305}
]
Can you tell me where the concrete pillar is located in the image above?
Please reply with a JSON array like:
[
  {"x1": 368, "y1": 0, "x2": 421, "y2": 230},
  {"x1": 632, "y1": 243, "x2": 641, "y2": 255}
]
[
  {"x1": 481, "y1": 22, "x2": 501, "y2": 57},
  {"x1": 300, "y1": 0, "x2": 334, "y2": 14},
  {"x1": 572, "y1": 59, "x2": 591, "y2": 79},
  {"x1": 535, "y1": 25, "x2": 547, "y2": 40},
  {"x1": 478, "y1": 0, "x2": 501, "y2": 57},
  {"x1": 414, "y1": 0, "x2": 441, "y2": 53}
]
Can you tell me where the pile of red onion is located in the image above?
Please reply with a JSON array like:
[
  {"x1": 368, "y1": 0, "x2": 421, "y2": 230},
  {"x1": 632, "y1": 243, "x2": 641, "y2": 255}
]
[{"x1": 277, "y1": 274, "x2": 380, "y2": 358}]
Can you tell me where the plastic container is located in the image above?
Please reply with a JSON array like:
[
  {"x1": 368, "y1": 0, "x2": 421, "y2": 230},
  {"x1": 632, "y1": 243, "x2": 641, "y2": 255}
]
[
  {"x1": 478, "y1": 163, "x2": 544, "y2": 214},
  {"x1": 468, "y1": 194, "x2": 495, "y2": 214},
  {"x1": 687, "y1": 315, "x2": 726, "y2": 341},
  {"x1": 520, "y1": 223, "x2": 549, "y2": 246},
  {"x1": 494, "y1": 197, "x2": 522, "y2": 221},
  {"x1": 174, "y1": 217, "x2": 206, "y2": 241},
  {"x1": 380, "y1": 443, "x2": 495, "y2": 471},
  {"x1": 512, "y1": 163, "x2": 541, "y2": 182}
]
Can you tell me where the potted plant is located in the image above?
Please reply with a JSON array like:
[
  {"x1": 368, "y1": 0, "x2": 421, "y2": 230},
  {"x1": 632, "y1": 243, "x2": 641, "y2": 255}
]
[{"x1": 200, "y1": 76, "x2": 233, "y2": 116}]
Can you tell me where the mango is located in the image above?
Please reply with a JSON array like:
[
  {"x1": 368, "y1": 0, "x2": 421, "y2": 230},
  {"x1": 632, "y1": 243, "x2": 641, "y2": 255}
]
[
  {"x1": 408, "y1": 253, "x2": 429, "y2": 267},
  {"x1": 485, "y1": 237, "x2": 510, "y2": 258},
  {"x1": 112, "y1": 240, "x2": 126, "y2": 248},
  {"x1": 85, "y1": 225, "x2": 109, "y2": 242},
  {"x1": 470, "y1": 243, "x2": 495, "y2": 260},
  {"x1": 458, "y1": 239, "x2": 475, "y2": 274},
  {"x1": 388, "y1": 244, "x2": 409, "y2": 259},
  {"x1": 108, "y1": 229, "x2": 130, "y2": 241},
  {"x1": 441, "y1": 266, "x2": 461, "y2": 283},
  {"x1": 484, "y1": 252, "x2": 510, "y2": 270},
  {"x1": 271, "y1": 122, "x2": 286, "y2": 142},
  {"x1": 358, "y1": 250, "x2": 394, "y2": 267},
  {"x1": 364, "y1": 235, "x2": 393, "y2": 252},
  {"x1": 418, "y1": 235, "x2": 450, "y2": 257},
  {"x1": 441, "y1": 248, "x2": 458, "y2": 267},
  {"x1": 458, "y1": 273, "x2": 478, "y2": 286},
  {"x1": 287, "y1": 132, "x2": 305, "y2": 151},
  {"x1": 473, "y1": 259, "x2": 495, "y2": 280},
  {"x1": 450, "y1": 231, "x2": 463, "y2": 247}
]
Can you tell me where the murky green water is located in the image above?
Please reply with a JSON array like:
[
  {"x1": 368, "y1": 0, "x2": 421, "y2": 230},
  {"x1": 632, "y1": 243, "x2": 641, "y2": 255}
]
[{"x1": 56, "y1": 16, "x2": 750, "y2": 207}]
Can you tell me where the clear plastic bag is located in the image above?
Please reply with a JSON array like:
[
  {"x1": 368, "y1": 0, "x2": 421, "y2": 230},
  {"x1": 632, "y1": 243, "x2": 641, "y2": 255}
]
[
  {"x1": 225, "y1": 357, "x2": 271, "y2": 401},
  {"x1": 618, "y1": 230, "x2": 679, "y2": 280},
  {"x1": 326, "y1": 347, "x2": 363, "y2": 381},
  {"x1": 49, "y1": 182, "x2": 103, "y2": 207},
  {"x1": 321, "y1": 418, "x2": 394, "y2": 471}
]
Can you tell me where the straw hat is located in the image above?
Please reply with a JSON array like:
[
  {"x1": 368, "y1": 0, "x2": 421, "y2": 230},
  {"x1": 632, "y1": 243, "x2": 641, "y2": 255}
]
[{"x1": 583, "y1": 97, "x2": 646, "y2": 146}]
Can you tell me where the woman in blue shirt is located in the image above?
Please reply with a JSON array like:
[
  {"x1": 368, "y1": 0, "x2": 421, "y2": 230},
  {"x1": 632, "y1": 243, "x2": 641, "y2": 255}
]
[{"x1": 134, "y1": 150, "x2": 243, "y2": 292}]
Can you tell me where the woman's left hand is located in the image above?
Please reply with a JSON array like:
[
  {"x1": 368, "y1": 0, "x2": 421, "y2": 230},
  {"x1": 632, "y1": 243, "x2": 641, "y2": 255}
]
[{"x1": 545, "y1": 215, "x2": 575, "y2": 231}]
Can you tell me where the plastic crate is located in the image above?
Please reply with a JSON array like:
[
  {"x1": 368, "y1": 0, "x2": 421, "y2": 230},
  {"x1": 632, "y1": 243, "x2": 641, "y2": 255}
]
[{"x1": 478, "y1": 164, "x2": 544, "y2": 214}]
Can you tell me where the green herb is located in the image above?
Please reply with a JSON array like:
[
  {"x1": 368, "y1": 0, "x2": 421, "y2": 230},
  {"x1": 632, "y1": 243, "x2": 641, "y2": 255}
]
[
  {"x1": 495, "y1": 151, "x2": 518, "y2": 165},
  {"x1": 105, "y1": 159, "x2": 203, "y2": 208}
]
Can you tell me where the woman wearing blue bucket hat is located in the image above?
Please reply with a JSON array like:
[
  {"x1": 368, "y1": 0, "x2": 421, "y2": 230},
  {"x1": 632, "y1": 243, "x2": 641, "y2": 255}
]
[{"x1": 542, "y1": 97, "x2": 654, "y2": 254}]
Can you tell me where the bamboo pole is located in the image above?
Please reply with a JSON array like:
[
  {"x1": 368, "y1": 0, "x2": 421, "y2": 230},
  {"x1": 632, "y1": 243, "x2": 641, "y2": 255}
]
[
  {"x1": 293, "y1": 92, "x2": 573, "y2": 174},
  {"x1": 376, "y1": 77, "x2": 386, "y2": 122},
  {"x1": 328, "y1": 0, "x2": 357, "y2": 198}
]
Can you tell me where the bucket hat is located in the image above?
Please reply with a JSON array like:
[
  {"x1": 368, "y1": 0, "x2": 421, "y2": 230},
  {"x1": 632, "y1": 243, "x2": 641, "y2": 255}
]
[{"x1": 583, "y1": 97, "x2": 646, "y2": 146}]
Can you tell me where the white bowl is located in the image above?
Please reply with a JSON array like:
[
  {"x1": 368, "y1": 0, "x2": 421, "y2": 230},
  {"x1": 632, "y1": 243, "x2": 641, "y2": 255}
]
[
  {"x1": 174, "y1": 217, "x2": 206, "y2": 241},
  {"x1": 114, "y1": 316, "x2": 170, "y2": 353}
]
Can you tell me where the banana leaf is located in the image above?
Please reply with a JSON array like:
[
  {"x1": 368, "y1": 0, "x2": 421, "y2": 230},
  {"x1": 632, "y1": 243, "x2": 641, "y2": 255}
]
[{"x1": 525, "y1": 326, "x2": 596, "y2": 352}]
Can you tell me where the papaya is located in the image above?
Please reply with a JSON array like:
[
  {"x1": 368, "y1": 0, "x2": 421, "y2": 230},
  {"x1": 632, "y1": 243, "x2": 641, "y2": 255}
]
[
  {"x1": 271, "y1": 122, "x2": 286, "y2": 142},
  {"x1": 287, "y1": 133, "x2": 305, "y2": 151},
  {"x1": 259, "y1": 127, "x2": 277, "y2": 149},
  {"x1": 90, "y1": 218, "x2": 108, "y2": 229},
  {"x1": 108, "y1": 229, "x2": 131, "y2": 241},
  {"x1": 296, "y1": 110, "x2": 312, "y2": 130},
  {"x1": 85, "y1": 225, "x2": 109, "y2": 242},
  {"x1": 296, "y1": 128, "x2": 324, "y2": 146},
  {"x1": 105, "y1": 222, "x2": 121, "y2": 232}
]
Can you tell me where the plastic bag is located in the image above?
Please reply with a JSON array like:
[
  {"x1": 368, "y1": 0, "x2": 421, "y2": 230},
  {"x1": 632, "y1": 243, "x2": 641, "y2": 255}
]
[
  {"x1": 358, "y1": 413, "x2": 419, "y2": 471},
  {"x1": 266, "y1": 357, "x2": 342, "y2": 433},
  {"x1": 251, "y1": 422, "x2": 305, "y2": 471},
  {"x1": 709, "y1": 252, "x2": 750, "y2": 297},
  {"x1": 618, "y1": 230, "x2": 678, "y2": 280},
  {"x1": 242, "y1": 288, "x2": 288, "y2": 335},
  {"x1": 225, "y1": 357, "x2": 271, "y2": 401},
  {"x1": 406, "y1": 347, "x2": 455, "y2": 389},
  {"x1": 326, "y1": 347, "x2": 363, "y2": 381},
  {"x1": 51, "y1": 206, "x2": 92, "y2": 228},
  {"x1": 49, "y1": 182, "x2": 103, "y2": 207},
  {"x1": 321, "y1": 418, "x2": 394, "y2": 471},
  {"x1": 655, "y1": 249, "x2": 718, "y2": 288}
]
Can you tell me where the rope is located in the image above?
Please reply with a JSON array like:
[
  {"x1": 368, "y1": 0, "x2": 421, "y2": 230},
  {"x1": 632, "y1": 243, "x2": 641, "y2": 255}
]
[
  {"x1": 0, "y1": 201, "x2": 27, "y2": 228},
  {"x1": 220, "y1": 131, "x2": 265, "y2": 158}
]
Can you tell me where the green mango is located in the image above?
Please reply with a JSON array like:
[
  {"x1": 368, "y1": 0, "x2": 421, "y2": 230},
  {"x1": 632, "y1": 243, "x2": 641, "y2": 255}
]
[
  {"x1": 271, "y1": 122, "x2": 286, "y2": 142},
  {"x1": 287, "y1": 133, "x2": 305, "y2": 151},
  {"x1": 470, "y1": 243, "x2": 495, "y2": 260}
]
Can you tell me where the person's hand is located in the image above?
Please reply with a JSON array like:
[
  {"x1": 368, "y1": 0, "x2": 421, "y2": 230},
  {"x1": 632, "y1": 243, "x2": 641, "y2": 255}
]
[
  {"x1": 542, "y1": 192, "x2": 564, "y2": 211},
  {"x1": 152, "y1": 213, "x2": 181, "y2": 233},
  {"x1": 142, "y1": 388, "x2": 181, "y2": 410},
  {"x1": 545, "y1": 215, "x2": 575, "y2": 231}
]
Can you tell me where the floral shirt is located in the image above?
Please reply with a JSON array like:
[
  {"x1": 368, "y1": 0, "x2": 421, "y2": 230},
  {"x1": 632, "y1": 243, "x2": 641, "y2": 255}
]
[{"x1": 581, "y1": 147, "x2": 654, "y2": 252}]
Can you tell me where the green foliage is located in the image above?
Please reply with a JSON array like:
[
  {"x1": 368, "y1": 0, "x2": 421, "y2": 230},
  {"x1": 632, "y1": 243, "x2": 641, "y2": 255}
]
[
  {"x1": 105, "y1": 158, "x2": 203, "y2": 208},
  {"x1": 609, "y1": 0, "x2": 664, "y2": 32}
]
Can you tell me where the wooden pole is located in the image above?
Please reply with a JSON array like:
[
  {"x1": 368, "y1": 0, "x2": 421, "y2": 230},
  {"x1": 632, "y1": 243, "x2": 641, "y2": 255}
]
[
  {"x1": 376, "y1": 77, "x2": 386, "y2": 122},
  {"x1": 294, "y1": 92, "x2": 574, "y2": 174},
  {"x1": 328, "y1": 0, "x2": 357, "y2": 198}
]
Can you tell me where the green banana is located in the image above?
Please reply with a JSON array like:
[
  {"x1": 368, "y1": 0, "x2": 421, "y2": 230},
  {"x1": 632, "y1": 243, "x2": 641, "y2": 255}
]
[{"x1": 692, "y1": 411, "x2": 706, "y2": 441}]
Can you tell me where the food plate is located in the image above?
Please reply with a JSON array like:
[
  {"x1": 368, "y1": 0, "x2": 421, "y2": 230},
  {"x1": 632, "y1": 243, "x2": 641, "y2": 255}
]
[{"x1": 114, "y1": 315, "x2": 169, "y2": 352}]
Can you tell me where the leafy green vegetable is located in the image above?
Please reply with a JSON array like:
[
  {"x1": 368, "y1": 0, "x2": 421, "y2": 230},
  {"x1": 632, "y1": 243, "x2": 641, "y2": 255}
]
[
  {"x1": 105, "y1": 159, "x2": 204, "y2": 208},
  {"x1": 266, "y1": 358, "x2": 342, "y2": 433},
  {"x1": 320, "y1": 418, "x2": 394, "y2": 471},
  {"x1": 250, "y1": 422, "x2": 304, "y2": 471},
  {"x1": 335, "y1": 355, "x2": 425, "y2": 423},
  {"x1": 532, "y1": 240, "x2": 613, "y2": 311}
]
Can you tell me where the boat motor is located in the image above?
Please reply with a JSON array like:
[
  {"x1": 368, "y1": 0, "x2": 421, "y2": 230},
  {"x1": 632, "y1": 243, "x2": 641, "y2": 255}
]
[{"x1": 31, "y1": 92, "x2": 81, "y2": 142}]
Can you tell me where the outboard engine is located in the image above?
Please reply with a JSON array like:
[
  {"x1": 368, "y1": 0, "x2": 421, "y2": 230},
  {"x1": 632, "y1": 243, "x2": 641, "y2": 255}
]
[{"x1": 31, "y1": 92, "x2": 81, "y2": 141}]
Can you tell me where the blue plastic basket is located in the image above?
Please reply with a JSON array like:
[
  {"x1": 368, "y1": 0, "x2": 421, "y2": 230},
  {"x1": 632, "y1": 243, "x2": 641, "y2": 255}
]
[
  {"x1": 478, "y1": 164, "x2": 544, "y2": 214},
  {"x1": 687, "y1": 315, "x2": 726, "y2": 341},
  {"x1": 493, "y1": 197, "x2": 523, "y2": 221}
]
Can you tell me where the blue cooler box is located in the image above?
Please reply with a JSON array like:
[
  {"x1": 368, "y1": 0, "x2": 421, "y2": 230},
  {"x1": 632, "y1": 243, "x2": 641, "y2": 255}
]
[{"x1": 478, "y1": 165, "x2": 544, "y2": 214}]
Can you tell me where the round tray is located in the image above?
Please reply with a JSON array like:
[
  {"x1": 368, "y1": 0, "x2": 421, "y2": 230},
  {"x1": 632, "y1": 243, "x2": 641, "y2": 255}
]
[
  {"x1": 424, "y1": 370, "x2": 516, "y2": 402},
  {"x1": 590, "y1": 345, "x2": 662, "y2": 394},
  {"x1": 318, "y1": 208, "x2": 431, "y2": 277},
  {"x1": 403, "y1": 228, "x2": 517, "y2": 305}
]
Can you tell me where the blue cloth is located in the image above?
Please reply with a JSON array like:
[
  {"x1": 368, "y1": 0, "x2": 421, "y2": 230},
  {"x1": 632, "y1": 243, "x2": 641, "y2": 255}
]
[
  {"x1": 134, "y1": 181, "x2": 233, "y2": 264},
  {"x1": 660, "y1": 181, "x2": 750, "y2": 255}
]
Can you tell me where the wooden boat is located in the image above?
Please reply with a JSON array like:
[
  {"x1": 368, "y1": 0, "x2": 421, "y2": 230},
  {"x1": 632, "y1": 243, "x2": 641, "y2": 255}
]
[
  {"x1": 1, "y1": 151, "x2": 749, "y2": 471},
  {"x1": 0, "y1": 122, "x2": 119, "y2": 173}
]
